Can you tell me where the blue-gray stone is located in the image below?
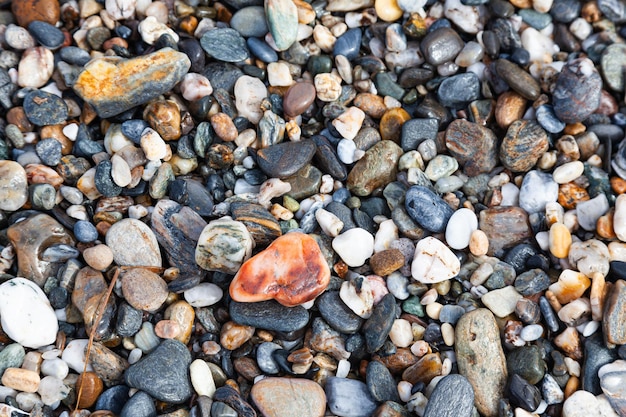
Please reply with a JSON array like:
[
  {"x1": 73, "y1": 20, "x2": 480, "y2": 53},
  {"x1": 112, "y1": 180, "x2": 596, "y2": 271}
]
[
  {"x1": 256, "y1": 139, "x2": 316, "y2": 179},
  {"x1": 299, "y1": 201, "x2": 323, "y2": 233},
  {"x1": 362, "y1": 293, "x2": 397, "y2": 353},
  {"x1": 508, "y1": 373, "x2": 541, "y2": 411},
  {"x1": 312, "y1": 135, "x2": 348, "y2": 181},
  {"x1": 121, "y1": 120, "x2": 149, "y2": 144},
  {"x1": 116, "y1": 302, "x2": 143, "y2": 337},
  {"x1": 333, "y1": 28, "x2": 362, "y2": 61},
  {"x1": 95, "y1": 385, "x2": 130, "y2": 414},
  {"x1": 35, "y1": 138, "x2": 62, "y2": 166},
  {"x1": 436, "y1": 72, "x2": 481, "y2": 109},
  {"x1": 230, "y1": 6, "x2": 269, "y2": 37},
  {"x1": 583, "y1": 333, "x2": 619, "y2": 395},
  {"x1": 229, "y1": 300, "x2": 310, "y2": 332},
  {"x1": 405, "y1": 185, "x2": 454, "y2": 233},
  {"x1": 598, "y1": 0, "x2": 626, "y2": 22},
  {"x1": 28, "y1": 21, "x2": 65, "y2": 49},
  {"x1": 514, "y1": 269, "x2": 550, "y2": 296},
  {"x1": 366, "y1": 360, "x2": 400, "y2": 402},
  {"x1": 24, "y1": 90, "x2": 68, "y2": 126},
  {"x1": 317, "y1": 291, "x2": 363, "y2": 334},
  {"x1": 200, "y1": 28, "x2": 249, "y2": 63},
  {"x1": 60, "y1": 46, "x2": 92, "y2": 66},
  {"x1": 518, "y1": 170, "x2": 558, "y2": 214},
  {"x1": 439, "y1": 305, "x2": 466, "y2": 324},
  {"x1": 553, "y1": 58, "x2": 602, "y2": 123},
  {"x1": 246, "y1": 37, "x2": 278, "y2": 63},
  {"x1": 551, "y1": 0, "x2": 581, "y2": 22},
  {"x1": 325, "y1": 201, "x2": 356, "y2": 230},
  {"x1": 401, "y1": 118, "x2": 439, "y2": 151},
  {"x1": 518, "y1": 9, "x2": 552, "y2": 29},
  {"x1": 539, "y1": 296, "x2": 560, "y2": 332},
  {"x1": 95, "y1": 160, "x2": 122, "y2": 197},
  {"x1": 125, "y1": 339, "x2": 192, "y2": 404},
  {"x1": 74, "y1": 220, "x2": 99, "y2": 243},
  {"x1": 256, "y1": 342, "x2": 282, "y2": 374},
  {"x1": 325, "y1": 377, "x2": 378, "y2": 417},
  {"x1": 119, "y1": 391, "x2": 156, "y2": 417},
  {"x1": 424, "y1": 374, "x2": 474, "y2": 417},
  {"x1": 535, "y1": 104, "x2": 565, "y2": 133},
  {"x1": 41, "y1": 244, "x2": 80, "y2": 262},
  {"x1": 374, "y1": 72, "x2": 406, "y2": 100},
  {"x1": 167, "y1": 178, "x2": 214, "y2": 217}
]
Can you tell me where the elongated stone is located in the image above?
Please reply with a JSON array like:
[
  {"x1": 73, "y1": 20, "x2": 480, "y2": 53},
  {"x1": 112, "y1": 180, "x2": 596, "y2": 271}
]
[
  {"x1": 265, "y1": 0, "x2": 299, "y2": 51},
  {"x1": 604, "y1": 279, "x2": 626, "y2": 347},
  {"x1": 456, "y1": 308, "x2": 507, "y2": 417},
  {"x1": 347, "y1": 140, "x2": 404, "y2": 197},
  {"x1": 73, "y1": 48, "x2": 191, "y2": 118}
]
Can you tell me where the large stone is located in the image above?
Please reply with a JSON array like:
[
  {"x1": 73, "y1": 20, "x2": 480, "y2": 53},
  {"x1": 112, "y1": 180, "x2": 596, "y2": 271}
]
[
  {"x1": 7, "y1": 214, "x2": 75, "y2": 287},
  {"x1": 604, "y1": 280, "x2": 626, "y2": 347},
  {"x1": 455, "y1": 308, "x2": 508, "y2": 417},
  {"x1": 499, "y1": 120, "x2": 549, "y2": 173},
  {"x1": 347, "y1": 140, "x2": 403, "y2": 197},
  {"x1": 0, "y1": 161, "x2": 28, "y2": 211},
  {"x1": 73, "y1": 48, "x2": 191, "y2": 118},
  {"x1": 195, "y1": 217, "x2": 254, "y2": 274},
  {"x1": 479, "y1": 206, "x2": 532, "y2": 256},
  {"x1": 229, "y1": 232, "x2": 330, "y2": 307},
  {"x1": 424, "y1": 374, "x2": 474, "y2": 417},
  {"x1": 251, "y1": 377, "x2": 326, "y2": 417},
  {"x1": 105, "y1": 218, "x2": 162, "y2": 267},
  {"x1": 445, "y1": 119, "x2": 498, "y2": 176}
]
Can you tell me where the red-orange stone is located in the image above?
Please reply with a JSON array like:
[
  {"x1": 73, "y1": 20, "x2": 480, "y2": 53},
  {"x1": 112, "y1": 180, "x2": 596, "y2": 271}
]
[{"x1": 229, "y1": 232, "x2": 330, "y2": 307}]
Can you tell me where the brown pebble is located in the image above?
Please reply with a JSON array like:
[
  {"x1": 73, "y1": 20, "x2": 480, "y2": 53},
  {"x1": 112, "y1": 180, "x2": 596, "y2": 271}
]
[
  {"x1": 121, "y1": 268, "x2": 169, "y2": 313},
  {"x1": 595, "y1": 89, "x2": 618, "y2": 116},
  {"x1": 1, "y1": 368, "x2": 40, "y2": 393},
  {"x1": 143, "y1": 100, "x2": 182, "y2": 141},
  {"x1": 581, "y1": 1, "x2": 601, "y2": 22},
  {"x1": 469, "y1": 229, "x2": 489, "y2": 256},
  {"x1": 25, "y1": 164, "x2": 64, "y2": 188},
  {"x1": 102, "y1": 37, "x2": 128, "y2": 51},
  {"x1": 76, "y1": 372, "x2": 104, "y2": 409},
  {"x1": 379, "y1": 108, "x2": 411, "y2": 143},
  {"x1": 233, "y1": 357, "x2": 261, "y2": 382},
  {"x1": 611, "y1": 176, "x2": 626, "y2": 194},
  {"x1": 164, "y1": 300, "x2": 195, "y2": 344},
  {"x1": 7, "y1": 107, "x2": 33, "y2": 132},
  {"x1": 179, "y1": 15, "x2": 199, "y2": 34},
  {"x1": 372, "y1": 348, "x2": 418, "y2": 374},
  {"x1": 82, "y1": 244, "x2": 114, "y2": 271},
  {"x1": 369, "y1": 249, "x2": 405, "y2": 276},
  {"x1": 12, "y1": 0, "x2": 60, "y2": 27},
  {"x1": 41, "y1": 125, "x2": 73, "y2": 155},
  {"x1": 564, "y1": 376, "x2": 580, "y2": 399},
  {"x1": 564, "y1": 122, "x2": 586, "y2": 135},
  {"x1": 597, "y1": 209, "x2": 616, "y2": 239},
  {"x1": 154, "y1": 320, "x2": 182, "y2": 339},
  {"x1": 401, "y1": 353, "x2": 442, "y2": 385},
  {"x1": 282, "y1": 82, "x2": 316, "y2": 118},
  {"x1": 220, "y1": 321, "x2": 255, "y2": 351},
  {"x1": 553, "y1": 327, "x2": 583, "y2": 360},
  {"x1": 210, "y1": 112, "x2": 238, "y2": 142},
  {"x1": 353, "y1": 93, "x2": 387, "y2": 118},
  {"x1": 495, "y1": 91, "x2": 527, "y2": 129},
  {"x1": 558, "y1": 183, "x2": 590, "y2": 209}
]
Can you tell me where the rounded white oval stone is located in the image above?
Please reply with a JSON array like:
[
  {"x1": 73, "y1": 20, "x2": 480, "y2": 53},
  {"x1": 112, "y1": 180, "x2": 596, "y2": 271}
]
[
  {"x1": 445, "y1": 208, "x2": 478, "y2": 250},
  {"x1": 184, "y1": 283, "x2": 224, "y2": 307},
  {"x1": 0, "y1": 278, "x2": 58, "y2": 349},
  {"x1": 411, "y1": 237, "x2": 460, "y2": 283},
  {"x1": 332, "y1": 228, "x2": 374, "y2": 267}
]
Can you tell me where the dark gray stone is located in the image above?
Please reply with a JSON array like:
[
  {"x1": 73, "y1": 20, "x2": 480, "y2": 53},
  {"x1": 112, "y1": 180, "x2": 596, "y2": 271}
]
[
  {"x1": 506, "y1": 345, "x2": 546, "y2": 385},
  {"x1": 405, "y1": 185, "x2": 454, "y2": 233},
  {"x1": 256, "y1": 139, "x2": 317, "y2": 179},
  {"x1": 366, "y1": 360, "x2": 400, "y2": 402},
  {"x1": 200, "y1": 28, "x2": 249, "y2": 63},
  {"x1": 437, "y1": 73, "x2": 481, "y2": 109},
  {"x1": 229, "y1": 300, "x2": 310, "y2": 332},
  {"x1": 401, "y1": 118, "x2": 439, "y2": 151},
  {"x1": 508, "y1": 374, "x2": 541, "y2": 411},
  {"x1": 583, "y1": 333, "x2": 619, "y2": 395},
  {"x1": 119, "y1": 391, "x2": 156, "y2": 417},
  {"x1": 317, "y1": 291, "x2": 363, "y2": 334},
  {"x1": 424, "y1": 374, "x2": 474, "y2": 417},
  {"x1": 24, "y1": 90, "x2": 68, "y2": 126},
  {"x1": 362, "y1": 293, "x2": 396, "y2": 353},
  {"x1": 325, "y1": 377, "x2": 378, "y2": 417},
  {"x1": 95, "y1": 385, "x2": 130, "y2": 414}
]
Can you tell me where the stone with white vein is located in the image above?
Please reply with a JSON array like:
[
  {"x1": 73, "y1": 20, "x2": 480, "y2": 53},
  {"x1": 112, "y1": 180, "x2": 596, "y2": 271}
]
[{"x1": 411, "y1": 237, "x2": 460, "y2": 283}]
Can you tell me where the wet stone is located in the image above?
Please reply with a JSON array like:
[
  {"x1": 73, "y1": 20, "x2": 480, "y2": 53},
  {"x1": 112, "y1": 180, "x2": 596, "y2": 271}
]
[
  {"x1": 367, "y1": 360, "x2": 400, "y2": 403},
  {"x1": 257, "y1": 139, "x2": 317, "y2": 179},
  {"x1": 23, "y1": 90, "x2": 67, "y2": 127},
  {"x1": 334, "y1": 28, "x2": 362, "y2": 60},
  {"x1": 506, "y1": 345, "x2": 546, "y2": 385},
  {"x1": 437, "y1": 72, "x2": 481, "y2": 109},
  {"x1": 362, "y1": 293, "x2": 397, "y2": 353},
  {"x1": 423, "y1": 374, "x2": 474, "y2": 417},
  {"x1": 553, "y1": 58, "x2": 602, "y2": 123},
  {"x1": 125, "y1": 339, "x2": 192, "y2": 404},
  {"x1": 495, "y1": 59, "x2": 540, "y2": 100},
  {"x1": 231, "y1": 202, "x2": 282, "y2": 246},
  {"x1": 95, "y1": 385, "x2": 130, "y2": 414},
  {"x1": 420, "y1": 27, "x2": 464, "y2": 66},
  {"x1": 200, "y1": 28, "x2": 249, "y2": 63},
  {"x1": 119, "y1": 391, "x2": 155, "y2": 417},
  {"x1": 317, "y1": 291, "x2": 363, "y2": 334},
  {"x1": 168, "y1": 178, "x2": 214, "y2": 217},
  {"x1": 229, "y1": 300, "x2": 310, "y2": 332},
  {"x1": 326, "y1": 377, "x2": 378, "y2": 417},
  {"x1": 405, "y1": 186, "x2": 454, "y2": 233}
]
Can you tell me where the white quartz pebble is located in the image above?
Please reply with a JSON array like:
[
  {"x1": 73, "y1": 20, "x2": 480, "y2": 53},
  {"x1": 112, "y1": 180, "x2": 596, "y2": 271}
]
[
  {"x1": 339, "y1": 278, "x2": 374, "y2": 319},
  {"x1": 190, "y1": 359, "x2": 216, "y2": 398},
  {"x1": 553, "y1": 161, "x2": 584, "y2": 184},
  {"x1": 315, "y1": 208, "x2": 344, "y2": 237},
  {"x1": 0, "y1": 278, "x2": 58, "y2": 349},
  {"x1": 389, "y1": 319, "x2": 413, "y2": 348},
  {"x1": 267, "y1": 62, "x2": 294, "y2": 87},
  {"x1": 179, "y1": 73, "x2": 213, "y2": 101},
  {"x1": 614, "y1": 194, "x2": 626, "y2": 242},
  {"x1": 445, "y1": 208, "x2": 478, "y2": 250},
  {"x1": 37, "y1": 376, "x2": 69, "y2": 406},
  {"x1": 374, "y1": 219, "x2": 398, "y2": 252},
  {"x1": 411, "y1": 237, "x2": 460, "y2": 284},
  {"x1": 184, "y1": 283, "x2": 223, "y2": 307},
  {"x1": 332, "y1": 228, "x2": 374, "y2": 267},
  {"x1": 140, "y1": 128, "x2": 167, "y2": 161},
  {"x1": 61, "y1": 339, "x2": 93, "y2": 373},
  {"x1": 481, "y1": 286, "x2": 523, "y2": 318},
  {"x1": 138, "y1": 16, "x2": 179, "y2": 45},
  {"x1": 332, "y1": 107, "x2": 365, "y2": 140},
  {"x1": 40, "y1": 359, "x2": 69, "y2": 380},
  {"x1": 235, "y1": 76, "x2": 268, "y2": 124}
]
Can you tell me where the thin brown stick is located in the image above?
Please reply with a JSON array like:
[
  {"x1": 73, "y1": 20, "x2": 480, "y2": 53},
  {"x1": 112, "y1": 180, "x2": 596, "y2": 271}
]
[{"x1": 74, "y1": 267, "x2": 120, "y2": 411}]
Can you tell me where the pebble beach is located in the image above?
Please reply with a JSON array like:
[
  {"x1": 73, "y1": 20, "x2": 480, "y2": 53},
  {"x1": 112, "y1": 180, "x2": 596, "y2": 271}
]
[{"x1": 0, "y1": 0, "x2": 625, "y2": 416}]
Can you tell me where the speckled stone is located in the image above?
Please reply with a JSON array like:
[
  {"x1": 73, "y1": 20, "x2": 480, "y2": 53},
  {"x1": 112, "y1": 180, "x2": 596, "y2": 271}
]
[
  {"x1": 347, "y1": 140, "x2": 403, "y2": 196},
  {"x1": 424, "y1": 374, "x2": 474, "y2": 417},
  {"x1": 200, "y1": 28, "x2": 249, "y2": 62},
  {"x1": 445, "y1": 119, "x2": 498, "y2": 176},
  {"x1": 499, "y1": 120, "x2": 549, "y2": 172},
  {"x1": 553, "y1": 58, "x2": 602, "y2": 123},
  {"x1": 23, "y1": 90, "x2": 68, "y2": 126},
  {"x1": 105, "y1": 218, "x2": 162, "y2": 267},
  {"x1": 251, "y1": 377, "x2": 326, "y2": 417}
]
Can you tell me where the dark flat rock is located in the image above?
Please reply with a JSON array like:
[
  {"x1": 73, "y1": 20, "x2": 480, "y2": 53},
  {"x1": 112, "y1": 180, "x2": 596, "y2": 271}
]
[{"x1": 229, "y1": 300, "x2": 310, "y2": 332}]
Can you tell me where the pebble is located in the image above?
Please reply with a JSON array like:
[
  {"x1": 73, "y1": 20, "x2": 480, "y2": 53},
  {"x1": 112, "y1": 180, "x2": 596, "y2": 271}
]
[
  {"x1": 230, "y1": 300, "x2": 309, "y2": 332},
  {"x1": 266, "y1": 0, "x2": 299, "y2": 50},
  {"x1": 333, "y1": 227, "x2": 375, "y2": 267},
  {"x1": 412, "y1": 236, "x2": 460, "y2": 284},
  {"x1": 251, "y1": 378, "x2": 326, "y2": 417},
  {"x1": 481, "y1": 286, "x2": 523, "y2": 318},
  {"x1": 18, "y1": 47, "x2": 54, "y2": 88},
  {"x1": 325, "y1": 377, "x2": 378, "y2": 417},
  {"x1": 445, "y1": 208, "x2": 478, "y2": 250},
  {"x1": 121, "y1": 268, "x2": 169, "y2": 312},
  {"x1": 405, "y1": 186, "x2": 454, "y2": 233},
  {"x1": 106, "y1": 218, "x2": 162, "y2": 267},
  {"x1": 445, "y1": 119, "x2": 498, "y2": 176},
  {"x1": 553, "y1": 58, "x2": 602, "y2": 123},
  {"x1": 424, "y1": 374, "x2": 475, "y2": 417},
  {"x1": 195, "y1": 217, "x2": 253, "y2": 275},
  {"x1": 230, "y1": 6, "x2": 269, "y2": 37},
  {"x1": 0, "y1": 160, "x2": 28, "y2": 211}
]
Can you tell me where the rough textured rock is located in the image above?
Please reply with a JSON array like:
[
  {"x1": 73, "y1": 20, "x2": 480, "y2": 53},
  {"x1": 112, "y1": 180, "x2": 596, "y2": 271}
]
[{"x1": 347, "y1": 140, "x2": 403, "y2": 196}]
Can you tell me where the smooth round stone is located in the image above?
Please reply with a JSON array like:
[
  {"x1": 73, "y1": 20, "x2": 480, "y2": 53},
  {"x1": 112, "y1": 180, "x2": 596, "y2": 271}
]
[
  {"x1": 106, "y1": 218, "x2": 162, "y2": 267},
  {"x1": 122, "y1": 268, "x2": 169, "y2": 313},
  {"x1": 229, "y1": 300, "x2": 309, "y2": 332},
  {"x1": 495, "y1": 59, "x2": 540, "y2": 100},
  {"x1": 256, "y1": 342, "x2": 282, "y2": 374},
  {"x1": 73, "y1": 220, "x2": 98, "y2": 243},
  {"x1": 325, "y1": 377, "x2": 377, "y2": 417},
  {"x1": 256, "y1": 139, "x2": 316, "y2": 178},
  {"x1": 0, "y1": 344, "x2": 25, "y2": 378},
  {"x1": 439, "y1": 304, "x2": 466, "y2": 324},
  {"x1": 577, "y1": 193, "x2": 610, "y2": 231},
  {"x1": 27, "y1": 21, "x2": 64, "y2": 49},
  {"x1": 445, "y1": 208, "x2": 478, "y2": 250},
  {"x1": 234, "y1": 75, "x2": 267, "y2": 124},
  {"x1": 536, "y1": 104, "x2": 565, "y2": 134},
  {"x1": 518, "y1": 8, "x2": 552, "y2": 29},
  {"x1": 283, "y1": 82, "x2": 316, "y2": 118},
  {"x1": 520, "y1": 324, "x2": 544, "y2": 341},
  {"x1": 424, "y1": 374, "x2": 474, "y2": 417},
  {"x1": 553, "y1": 161, "x2": 585, "y2": 184},
  {"x1": 230, "y1": 6, "x2": 269, "y2": 37},
  {"x1": 405, "y1": 186, "x2": 454, "y2": 233},
  {"x1": 125, "y1": 339, "x2": 192, "y2": 404},
  {"x1": 0, "y1": 278, "x2": 58, "y2": 349},
  {"x1": 251, "y1": 378, "x2": 326, "y2": 417},
  {"x1": 119, "y1": 391, "x2": 155, "y2": 417},
  {"x1": 247, "y1": 37, "x2": 278, "y2": 63},
  {"x1": 332, "y1": 228, "x2": 374, "y2": 267},
  {"x1": 317, "y1": 291, "x2": 363, "y2": 334},
  {"x1": 95, "y1": 385, "x2": 130, "y2": 414},
  {"x1": 333, "y1": 28, "x2": 362, "y2": 60},
  {"x1": 195, "y1": 217, "x2": 252, "y2": 274},
  {"x1": 60, "y1": 46, "x2": 91, "y2": 66},
  {"x1": 366, "y1": 360, "x2": 400, "y2": 402},
  {"x1": 514, "y1": 269, "x2": 550, "y2": 296},
  {"x1": 200, "y1": 28, "x2": 249, "y2": 63},
  {"x1": 425, "y1": 155, "x2": 458, "y2": 181},
  {"x1": 183, "y1": 283, "x2": 223, "y2": 307},
  {"x1": 551, "y1": 0, "x2": 581, "y2": 22},
  {"x1": 518, "y1": 170, "x2": 558, "y2": 213},
  {"x1": 601, "y1": 44, "x2": 626, "y2": 92},
  {"x1": 23, "y1": 90, "x2": 68, "y2": 126},
  {"x1": 35, "y1": 138, "x2": 62, "y2": 166},
  {"x1": 28, "y1": 183, "x2": 54, "y2": 211},
  {"x1": 420, "y1": 27, "x2": 464, "y2": 66},
  {"x1": 437, "y1": 72, "x2": 480, "y2": 109},
  {"x1": 5, "y1": 24, "x2": 35, "y2": 50},
  {"x1": 553, "y1": 58, "x2": 602, "y2": 123}
]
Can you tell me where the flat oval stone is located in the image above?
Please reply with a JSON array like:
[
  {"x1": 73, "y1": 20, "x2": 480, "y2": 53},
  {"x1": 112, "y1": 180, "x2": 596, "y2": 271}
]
[
  {"x1": 265, "y1": 0, "x2": 298, "y2": 50},
  {"x1": 420, "y1": 27, "x2": 464, "y2": 66},
  {"x1": 257, "y1": 139, "x2": 317, "y2": 178},
  {"x1": 23, "y1": 90, "x2": 68, "y2": 126},
  {"x1": 283, "y1": 82, "x2": 316, "y2": 118},
  {"x1": 0, "y1": 160, "x2": 28, "y2": 211},
  {"x1": 317, "y1": 291, "x2": 363, "y2": 334},
  {"x1": 506, "y1": 345, "x2": 546, "y2": 385},
  {"x1": 230, "y1": 6, "x2": 269, "y2": 37},
  {"x1": 105, "y1": 218, "x2": 162, "y2": 267},
  {"x1": 437, "y1": 72, "x2": 481, "y2": 109},
  {"x1": 125, "y1": 339, "x2": 192, "y2": 404},
  {"x1": 455, "y1": 308, "x2": 508, "y2": 417},
  {"x1": 27, "y1": 21, "x2": 64, "y2": 49},
  {"x1": 366, "y1": 360, "x2": 400, "y2": 402},
  {"x1": 424, "y1": 374, "x2": 474, "y2": 417},
  {"x1": 229, "y1": 232, "x2": 330, "y2": 307},
  {"x1": 325, "y1": 377, "x2": 378, "y2": 417},
  {"x1": 333, "y1": 28, "x2": 362, "y2": 60},
  {"x1": 495, "y1": 59, "x2": 540, "y2": 100},
  {"x1": 73, "y1": 48, "x2": 191, "y2": 118},
  {"x1": 251, "y1": 377, "x2": 326, "y2": 417},
  {"x1": 195, "y1": 217, "x2": 253, "y2": 275},
  {"x1": 229, "y1": 300, "x2": 309, "y2": 332},
  {"x1": 553, "y1": 58, "x2": 602, "y2": 123},
  {"x1": 405, "y1": 186, "x2": 454, "y2": 233},
  {"x1": 121, "y1": 268, "x2": 169, "y2": 313},
  {"x1": 362, "y1": 293, "x2": 396, "y2": 353},
  {"x1": 200, "y1": 28, "x2": 249, "y2": 63}
]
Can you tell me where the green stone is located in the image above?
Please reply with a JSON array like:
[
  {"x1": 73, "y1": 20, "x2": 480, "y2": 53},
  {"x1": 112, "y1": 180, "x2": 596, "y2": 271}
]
[
  {"x1": 506, "y1": 345, "x2": 547, "y2": 385},
  {"x1": 0, "y1": 139, "x2": 8, "y2": 160},
  {"x1": 194, "y1": 122, "x2": 214, "y2": 158},
  {"x1": 265, "y1": 0, "x2": 298, "y2": 51},
  {"x1": 0, "y1": 343, "x2": 25, "y2": 377},
  {"x1": 585, "y1": 163, "x2": 613, "y2": 202},
  {"x1": 282, "y1": 195, "x2": 300, "y2": 212},
  {"x1": 149, "y1": 162, "x2": 175, "y2": 199},
  {"x1": 601, "y1": 43, "x2": 626, "y2": 92},
  {"x1": 374, "y1": 72, "x2": 406, "y2": 100},
  {"x1": 402, "y1": 296, "x2": 424, "y2": 317},
  {"x1": 345, "y1": 196, "x2": 361, "y2": 209},
  {"x1": 307, "y1": 55, "x2": 333, "y2": 77},
  {"x1": 284, "y1": 164, "x2": 322, "y2": 200},
  {"x1": 280, "y1": 219, "x2": 298, "y2": 234}
]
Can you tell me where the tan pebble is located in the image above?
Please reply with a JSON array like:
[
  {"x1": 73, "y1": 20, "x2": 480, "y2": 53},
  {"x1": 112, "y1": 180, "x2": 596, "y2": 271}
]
[
  {"x1": 220, "y1": 321, "x2": 255, "y2": 351},
  {"x1": 154, "y1": 320, "x2": 181, "y2": 339},
  {"x1": 609, "y1": 242, "x2": 626, "y2": 262},
  {"x1": 75, "y1": 372, "x2": 103, "y2": 408},
  {"x1": 553, "y1": 161, "x2": 585, "y2": 184},
  {"x1": 611, "y1": 176, "x2": 626, "y2": 194},
  {"x1": 82, "y1": 244, "x2": 113, "y2": 271},
  {"x1": 353, "y1": 93, "x2": 386, "y2": 118},
  {"x1": 314, "y1": 72, "x2": 342, "y2": 102},
  {"x1": 267, "y1": 62, "x2": 294, "y2": 87},
  {"x1": 581, "y1": 1, "x2": 601, "y2": 22},
  {"x1": 564, "y1": 376, "x2": 580, "y2": 399},
  {"x1": 140, "y1": 128, "x2": 167, "y2": 161},
  {"x1": 589, "y1": 272, "x2": 608, "y2": 322},
  {"x1": 510, "y1": 0, "x2": 532, "y2": 7},
  {"x1": 294, "y1": 0, "x2": 316, "y2": 23},
  {"x1": 332, "y1": 106, "x2": 365, "y2": 140},
  {"x1": 143, "y1": 100, "x2": 181, "y2": 141},
  {"x1": 597, "y1": 209, "x2": 616, "y2": 239},
  {"x1": 549, "y1": 223, "x2": 572, "y2": 259},
  {"x1": 121, "y1": 268, "x2": 169, "y2": 312},
  {"x1": 164, "y1": 300, "x2": 195, "y2": 344},
  {"x1": 549, "y1": 269, "x2": 590, "y2": 305},
  {"x1": 202, "y1": 340, "x2": 221, "y2": 355},
  {"x1": 564, "y1": 122, "x2": 586, "y2": 135},
  {"x1": 1, "y1": 368, "x2": 40, "y2": 393},
  {"x1": 312, "y1": 24, "x2": 336, "y2": 53},
  {"x1": 553, "y1": 326, "x2": 582, "y2": 360},
  {"x1": 18, "y1": 47, "x2": 54, "y2": 88},
  {"x1": 210, "y1": 112, "x2": 238, "y2": 142},
  {"x1": 25, "y1": 164, "x2": 64, "y2": 188},
  {"x1": 469, "y1": 229, "x2": 489, "y2": 256},
  {"x1": 375, "y1": 0, "x2": 403, "y2": 21},
  {"x1": 495, "y1": 91, "x2": 527, "y2": 129}
]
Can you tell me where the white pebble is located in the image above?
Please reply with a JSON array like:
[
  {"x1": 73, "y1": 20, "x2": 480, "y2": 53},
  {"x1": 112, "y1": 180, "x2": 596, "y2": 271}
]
[
  {"x1": 411, "y1": 237, "x2": 460, "y2": 284},
  {"x1": 190, "y1": 359, "x2": 216, "y2": 398},
  {"x1": 258, "y1": 178, "x2": 291, "y2": 207},
  {"x1": 267, "y1": 62, "x2": 294, "y2": 87},
  {"x1": 374, "y1": 219, "x2": 398, "y2": 253},
  {"x1": 445, "y1": 208, "x2": 477, "y2": 250},
  {"x1": 520, "y1": 324, "x2": 544, "y2": 342},
  {"x1": 110, "y1": 154, "x2": 132, "y2": 187},
  {"x1": 614, "y1": 194, "x2": 626, "y2": 242},
  {"x1": 441, "y1": 323, "x2": 455, "y2": 346},
  {"x1": 140, "y1": 128, "x2": 167, "y2": 161},
  {"x1": 5, "y1": 24, "x2": 36, "y2": 50},
  {"x1": 444, "y1": 0, "x2": 484, "y2": 34},
  {"x1": 339, "y1": 278, "x2": 374, "y2": 319},
  {"x1": 16, "y1": 392, "x2": 42, "y2": 412},
  {"x1": 389, "y1": 319, "x2": 413, "y2": 347},
  {"x1": 104, "y1": 124, "x2": 134, "y2": 154},
  {"x1": 577, "y1": 193, "x2": 609, "y2": 231},
  {"x1": 179, "y1": 73, "x2": 213, "y2": 101},
  {"x1": 128, "y1": 204, "x2": 149, "y2": 219},
  {"x1": 128, "y1": 348, "x2": 143, "y2": 364},
  {"x1": 61, "y1": 339, "x2": 94, "y2": 373},
  {"x1": 184, "y1": 283, "x2": 223, "y2": 307},
  {"x1": 336, "y1": 359, "x2": 351, "y2": 378},
  {"x1": 235, "y1": 76, "x2": 268, "y2": 124},
  {"x1": 481, "y1": 286, "x2": 523, "y2": 318},
  {"x1": 18, "y1": 47, "x2": 54, "y2": 88},
  {"x1": 320, "y1": 174, "x2": 334, "y2": 194},
  {"x1": 337, "y1": 139, "x2": 359, "y2": 164},
  {"x1": 332, "y1": 228, "x2": 374, "y2": 267},
  {"x1": 553, "y1": 161, "x2": 584, "y2": 184},
  {"x1": 521, "y1": 27, "x2": 557, "y2": 64},
  {"x1": 41, "y1": 359, "x2": 69, "y2": 380},
  {"x1": 138, "y1": 15, "x2": 179, "y2": 45},
  {"x1": 332, "y1": 107, "x2": 365, "y2": 140},
  {"x1": 570, "y1": 17, "x2": 592, "y2": 40},
  {"x1": 106, "y1": 0, "x2": 136, "y2": 20},
  {"x1": 37, "y1": 376, "x2": 70, "y2": 406},
  {"x1": 315, "y1": 208, "x2": 344, "y2": 237},
  {"x1": 386, "y1": 272, "x2": 409, "y2": 300}
]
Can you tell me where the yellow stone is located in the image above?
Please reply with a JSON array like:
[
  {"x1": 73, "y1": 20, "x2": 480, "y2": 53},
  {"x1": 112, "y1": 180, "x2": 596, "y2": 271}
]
[
  {"x1": 375, "y1": 0, "x2": 403, "y2": 22},
  {"x1": 1, "y1": 368, "x2": 40, "y2": 393},
  {"x1": 549, "y1": 222, "x2": 572, "y2": 259},
  {"x1": 164, "y1": 300, "x2": 195, "y2": 344}
]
